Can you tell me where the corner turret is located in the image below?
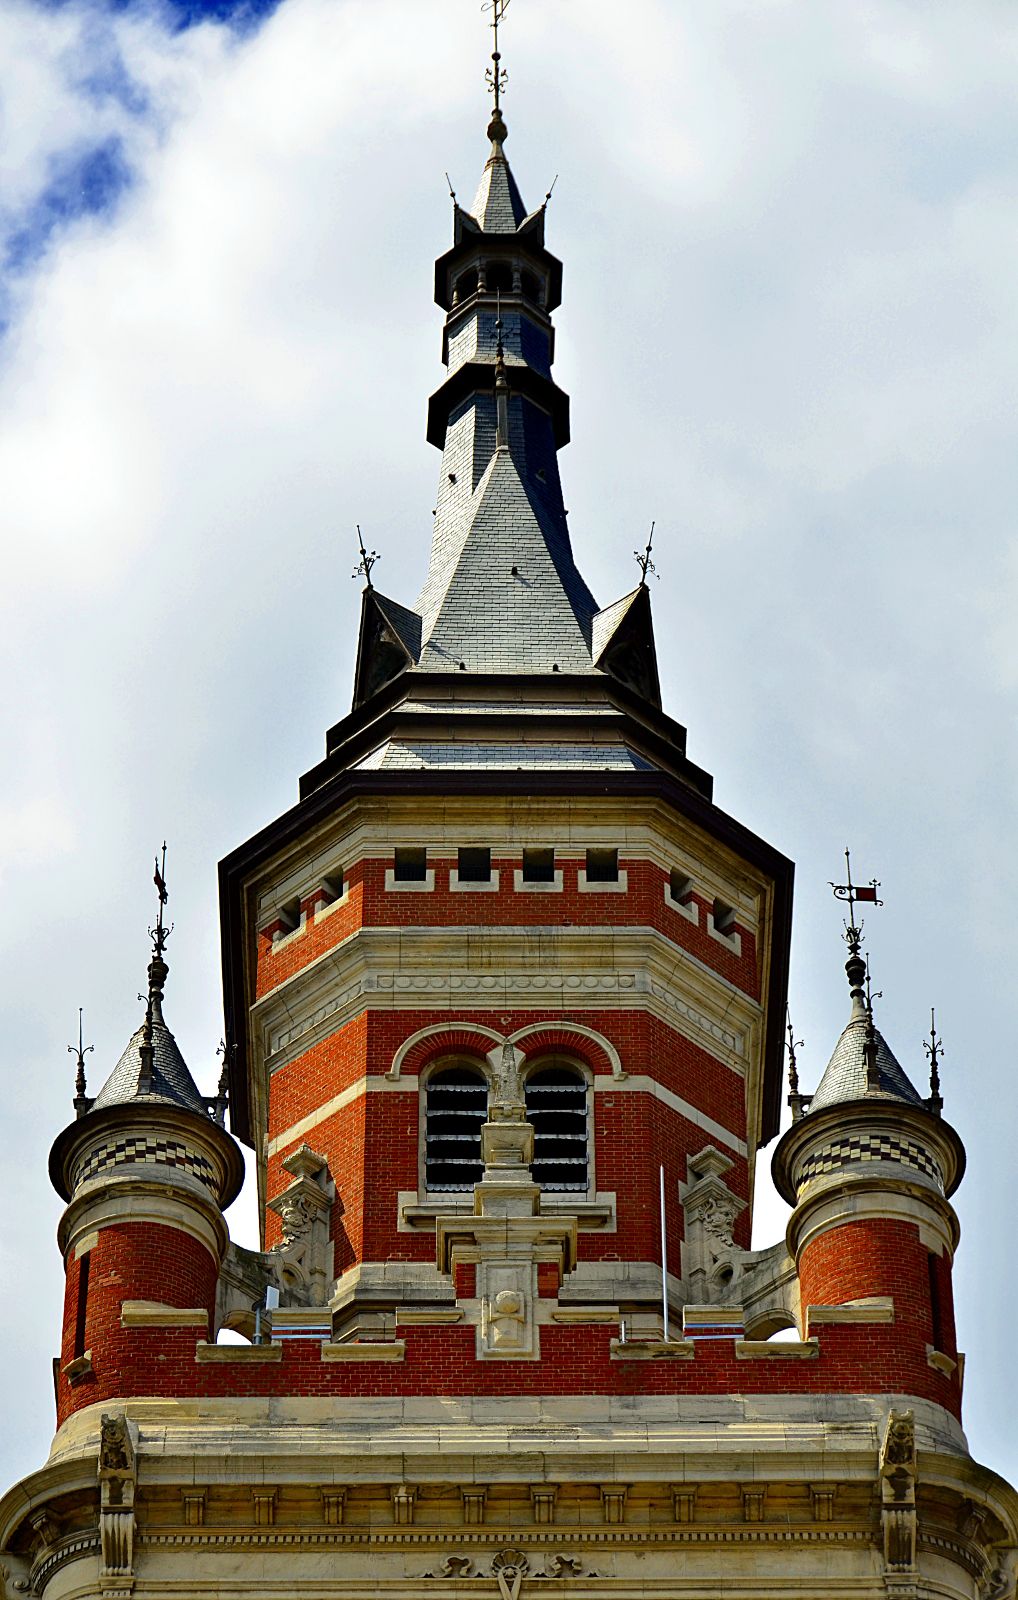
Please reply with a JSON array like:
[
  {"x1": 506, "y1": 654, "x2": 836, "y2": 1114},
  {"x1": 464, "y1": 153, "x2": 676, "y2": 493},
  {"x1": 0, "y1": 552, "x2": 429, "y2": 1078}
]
[
  {"x1": 49, "y1": 860, "x2": 243, "y2": 1425},
  {"x1": 773, "y1": 919, "x2": 966, "y2": 1412}
]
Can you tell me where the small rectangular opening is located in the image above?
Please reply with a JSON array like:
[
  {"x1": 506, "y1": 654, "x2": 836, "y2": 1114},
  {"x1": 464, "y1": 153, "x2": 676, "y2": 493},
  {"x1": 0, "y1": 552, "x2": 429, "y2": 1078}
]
[
  {"x1": 712, "y1": 897, "x2": 736, "y2": 935},
  {"x1": 277, "y1": 896, "x2": 301, "y2": 933},
  {"x1": 74, "y1": 1252, "x2": 90, "y2": 1359},
  {"x1": 522, "y1": 847, "x2": 555, "y2": 883},
  {"x1": 394, "y1": 847, "x2": 428, "y2": 883},
  {"x1": 585, "y1": 847, "x2": 619, "y2": 883},
  {"x1": 457, "y1": 846, "x2": 491, "y2": 883},
  {"x1": 670, "y1": 869, "x2": 694, "y2": 905},
  {"x1": 928, "y1": 1253, "x2": 944, "y2": 1350},
  {"x1": 319, "y1": 872, "x2": 344, "y2": 905}
]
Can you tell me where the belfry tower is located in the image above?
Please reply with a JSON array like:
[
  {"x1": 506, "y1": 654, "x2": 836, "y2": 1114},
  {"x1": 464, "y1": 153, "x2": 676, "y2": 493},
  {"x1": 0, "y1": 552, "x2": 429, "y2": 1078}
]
[{"x1": 2, "y1": 19, "x2": 1017, "y2": 1600}]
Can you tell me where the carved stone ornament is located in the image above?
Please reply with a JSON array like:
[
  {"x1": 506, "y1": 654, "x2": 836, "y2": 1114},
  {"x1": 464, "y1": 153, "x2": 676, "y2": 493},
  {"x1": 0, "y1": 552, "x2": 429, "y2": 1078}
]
[
  {"x1": 984, "y1": 1562, "x2": 1018, "y2": 1600},
  {"x1": 879, "y1": 1409, "x2": 917, "y2": 1573},
  {"x1": 478, "y1": 1261, "x2": 537, "y2": 1359},
  {"x1": 266, "y1": 1145, "x2": 334, "y2": 1302},
  {"x1": 0, "y1": 1563, "x2": 31, "y2": 1596},
  {"x1": 98, "y1": 1413, "x2": 137, "y2": 1591},
  {"x1": 492, "y1": 1549, "x2": 529, "y2": 1600}
]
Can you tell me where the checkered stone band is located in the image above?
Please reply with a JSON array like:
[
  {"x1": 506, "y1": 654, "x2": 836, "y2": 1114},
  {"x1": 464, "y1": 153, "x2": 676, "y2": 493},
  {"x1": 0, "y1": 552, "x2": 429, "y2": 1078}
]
[
  {"x1": 798, "y1": 1132, "x2": 942, "y2": 1188},
  {"x1": 74, "y1": 1136, "x2": 216, "y2": 1191}
]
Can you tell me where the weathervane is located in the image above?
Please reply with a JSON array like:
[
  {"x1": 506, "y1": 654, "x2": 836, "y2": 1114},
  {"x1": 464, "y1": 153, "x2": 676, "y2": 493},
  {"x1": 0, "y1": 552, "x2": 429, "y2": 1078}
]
[
  {"x1": 634, "y1": 521, "x2": 658, "y2": 584},
  {"x1": 69, "y1": 1007, "x2": 94, "y2": 1118},
  {"x1": 830, "y1": 847, "x2": 882, "y2": 957},
  {"x1": 483, "y1": 0, "x2": 511, "y2": 112},
  {"x1": 352, "y1": 525, "x2": 379, "y2": 587},
  {"x1": 924, "y1": 1007, "x2": 944, "y2": 1115},
  {"x1": 150, "y1": 841, "x2": 172, "y2": 958}
]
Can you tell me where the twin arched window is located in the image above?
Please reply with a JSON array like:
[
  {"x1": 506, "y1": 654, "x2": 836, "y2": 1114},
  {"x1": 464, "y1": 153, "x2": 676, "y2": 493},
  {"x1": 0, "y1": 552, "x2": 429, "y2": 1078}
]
[{"x1": 424, "y1": 1061, "x2": 589, "y2": 1193}]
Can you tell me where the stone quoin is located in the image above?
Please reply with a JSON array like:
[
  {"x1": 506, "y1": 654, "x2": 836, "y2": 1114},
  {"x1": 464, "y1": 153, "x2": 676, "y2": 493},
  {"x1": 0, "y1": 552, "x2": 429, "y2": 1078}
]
[{"x1": 2, "y1": 11, "x2": 1016, "y2": 1600}]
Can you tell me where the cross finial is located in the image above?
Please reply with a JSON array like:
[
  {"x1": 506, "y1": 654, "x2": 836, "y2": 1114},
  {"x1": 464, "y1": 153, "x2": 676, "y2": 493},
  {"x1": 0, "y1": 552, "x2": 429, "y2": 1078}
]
[
  {"x1": 634, "y1": 521, "x2": 658, "y2": 585},
  {"x1": 924, "y1": 1007, "x2": 944, "y2": 1115},
  {"x1": 830, "y1": 847, "x2": 882, "y2": 960},
  {"x1": 352, "y1": 525, "x2": 379, "y2": 587},
  {"x1": 69, "y1": 1007, "x2": 94, "y2": 1118},
  {"x1": 483, "y1": 0, "x2": 511, "y2": 118}
]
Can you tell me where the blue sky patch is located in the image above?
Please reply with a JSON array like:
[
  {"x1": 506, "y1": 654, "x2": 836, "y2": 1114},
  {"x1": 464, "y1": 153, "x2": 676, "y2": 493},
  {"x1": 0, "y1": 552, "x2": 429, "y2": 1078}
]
[
  {"x1": 31, "y1": 0, "x2": 284, "y2": 32},
  {"x1": 4, "y1": 137, "x2": 132, "y2": 273}
]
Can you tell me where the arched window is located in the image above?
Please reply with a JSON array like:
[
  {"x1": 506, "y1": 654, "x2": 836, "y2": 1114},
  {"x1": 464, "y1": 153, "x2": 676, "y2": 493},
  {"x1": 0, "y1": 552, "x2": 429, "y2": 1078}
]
[
  {"x1": 525, "y1": 1065, "x2": 588, "y2": 1192},
  {"x1": 425, "y1": 1065, "x2": 488, "y2": 1190}
]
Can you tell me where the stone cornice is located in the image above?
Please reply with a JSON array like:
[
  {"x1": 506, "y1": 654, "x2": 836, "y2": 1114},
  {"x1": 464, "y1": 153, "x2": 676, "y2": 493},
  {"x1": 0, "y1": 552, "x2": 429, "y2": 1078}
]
[{"x1": 252, "y1": 924, "x2": 761, "y2": 1085}]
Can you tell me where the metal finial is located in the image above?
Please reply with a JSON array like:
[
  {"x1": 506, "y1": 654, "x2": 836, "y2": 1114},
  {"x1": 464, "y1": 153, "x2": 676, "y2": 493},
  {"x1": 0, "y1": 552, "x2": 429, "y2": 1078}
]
[
  {"x1": 544, "y1": 174, "x2": 559, "y2": 207},
  {"x1": 150, "y1": 841, "x2": 172, "y2": 958},
  {"x1": 483, "y1": 0, "x2": 511, "y2": 117},
  {"x1": 924, "y1": 1007, "x2": 944, "y2": 1116},
  {"x1": 830, "y1": 846, "x2": 882, "y2": 959},
  {"x1": 863, "y1": 956, "x2": 883, "y2": 1095},
  {"x1": 445, "y1": 171, "x2": 457, "y2": 205},
  {"x1": 494, "y1": 290, "x2": 510, "y2": 450},
  {"x1": 69, "y1": 1007, "x2": 95, "y2": 1118},
  {"x1": 786, "y1": 1008, "x2": 808, "y2": 1122},
  {"x1": 352, "y1": 525, "x2": 380, "y2": 587},
  {"x1": 213, "y1": 1039, "x2": 234, "y2": 1126},
  {"x1": 634, "y1": 521, "x2": 658, "y2": 585}
]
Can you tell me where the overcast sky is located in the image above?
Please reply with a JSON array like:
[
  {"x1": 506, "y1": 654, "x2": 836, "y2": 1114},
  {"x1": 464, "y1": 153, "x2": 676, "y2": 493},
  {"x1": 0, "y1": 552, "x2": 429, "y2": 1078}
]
[{"x1": 2, "y1": 0, "x2": 1017, "y2": 1498}]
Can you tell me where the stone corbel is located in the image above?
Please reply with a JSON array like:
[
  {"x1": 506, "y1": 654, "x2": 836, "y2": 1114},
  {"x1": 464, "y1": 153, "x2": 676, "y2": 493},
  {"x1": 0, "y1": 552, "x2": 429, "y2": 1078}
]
[
  {"x1": 98, "y1": 1414, "x2": 137, "y2": 1597},
  {"x1": 679, "y1": 1146, "x2": 748, "y2": 1303},
  {"x1": 880, "y1": 1410, "x2": 918, "y2": 1576},
  {"x1": 266, "y1": 1145, "x2": 335, "y2": 1304}
]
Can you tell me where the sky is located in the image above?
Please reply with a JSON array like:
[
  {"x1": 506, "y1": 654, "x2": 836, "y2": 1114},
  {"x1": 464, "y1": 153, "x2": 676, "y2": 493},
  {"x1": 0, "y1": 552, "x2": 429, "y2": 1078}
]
[{"x1": 2, "y1": 0, "x2": 1018, "y2": 1498}]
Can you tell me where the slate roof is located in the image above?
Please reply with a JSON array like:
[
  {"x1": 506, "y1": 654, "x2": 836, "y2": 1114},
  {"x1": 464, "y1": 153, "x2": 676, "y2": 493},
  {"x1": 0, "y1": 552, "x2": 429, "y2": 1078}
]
[
  {"x1": 808, "y1": 1013, "x2": 925, "y2": 1114},
  {"x1": 92, "y1": 994, "x2": 209, "y2": 1117},
  {"x1": 354, "y1": 739, "x2": 659, "y2": 772},
  {"x1": 470, "y1": 116, "x2": 528, "y2": 233},
  {"x1": 416, "y1": 446, "x2": 597, "y2": 675}
]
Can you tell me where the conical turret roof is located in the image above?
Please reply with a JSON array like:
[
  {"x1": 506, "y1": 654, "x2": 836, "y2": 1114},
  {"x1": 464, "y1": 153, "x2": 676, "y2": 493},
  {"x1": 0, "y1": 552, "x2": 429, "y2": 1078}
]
[
  {"x1": 91, "y1": 950, "x2": 208, "y2": 1117},
  {"x1": 808, "y1": 1012, "x2": 925, "y2": 1113}
]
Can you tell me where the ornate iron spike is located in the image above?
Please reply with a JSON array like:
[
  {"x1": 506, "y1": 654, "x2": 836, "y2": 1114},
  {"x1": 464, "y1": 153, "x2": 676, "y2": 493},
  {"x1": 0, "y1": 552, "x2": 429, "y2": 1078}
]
[
  {"x1": 924, "y1": 1006, "x2": 944, "y2": 1115},
  {"x1": 352, "y1": 524, "x2": 380, "y2": 586},
  {"x1": 786, "y1": 1008, "x2": 807, "y2": 1122},
  {"x1": 634, "y1": 520, "x2": 658, "y2": 584},
  {"x1": 69, "y1": 1007, "x2": 95, "y2": 1116}
]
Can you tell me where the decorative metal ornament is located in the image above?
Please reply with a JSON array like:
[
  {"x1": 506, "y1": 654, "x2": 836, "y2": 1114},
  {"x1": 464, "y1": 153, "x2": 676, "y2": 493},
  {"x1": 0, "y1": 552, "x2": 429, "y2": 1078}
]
[
  {"x1": 634, "y1": 519, "x2": 658, "y2": 583},
  {"x1": 352, "y1": 525, "x2": 379, "y2": 586},
  {"x1": 830, "y1": 846, "x2": 882, "y2": 957}
]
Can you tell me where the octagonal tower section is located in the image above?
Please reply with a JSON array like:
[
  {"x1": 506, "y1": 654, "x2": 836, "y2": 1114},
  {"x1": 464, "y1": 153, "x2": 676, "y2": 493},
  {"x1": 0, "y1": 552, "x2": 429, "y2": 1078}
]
[{"x1": 218, "y1": 112, "x2": 793, "y2": 1368}]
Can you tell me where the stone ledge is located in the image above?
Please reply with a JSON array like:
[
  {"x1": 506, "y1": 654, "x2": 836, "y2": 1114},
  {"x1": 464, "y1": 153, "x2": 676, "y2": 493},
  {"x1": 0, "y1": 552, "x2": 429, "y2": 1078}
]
[
  {"x1": 395, "y1": 1310, "x2": 463, "y2": 1326},
  {"x1": 610, "y1": 1339, "x2": 695, "y2": 1360},
  {"x1": 321, "y1": 1341, "x2": 407, "y2": 1362},
  {"x1": 551, "y1": 1307, "x2": 619, "y2": 1324},
  {"x1": 62, "y1": 1351, "x2": 94, "y2": 1385},
  {"x1": 121, "y1": 1301, "x2": 208, "y2": 1330},
  {"x1": 807, "y1": 1298, "x2": 894, "y2": 1327},
  {"x1": 735, "y1": 1339, "x2": 819, "y2": 1360},
  {"x1": 926, "y1": 1344, "x2": 958, "y2": 1377},
  {"x1": 196, "y1": 1341, "x2": 283, "y2": 1364}
]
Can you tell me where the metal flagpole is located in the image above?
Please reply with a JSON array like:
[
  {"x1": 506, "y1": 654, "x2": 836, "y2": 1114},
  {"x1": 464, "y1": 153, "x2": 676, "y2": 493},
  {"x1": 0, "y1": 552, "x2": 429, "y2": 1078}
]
[{"x1": 660, "y1": 1164, "x2": 669, "y2": 1341}]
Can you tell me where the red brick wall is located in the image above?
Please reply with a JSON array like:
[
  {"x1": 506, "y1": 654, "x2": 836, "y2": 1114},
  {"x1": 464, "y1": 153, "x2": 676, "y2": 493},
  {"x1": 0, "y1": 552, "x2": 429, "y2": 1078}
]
[
  {"x1": 57, "y1": 1221, "x2": 219, "y2": 1426},
  {"x1": 799, "y1": 1217, "x2": 959, "y2": 1404},
  {"x1": 256, "y1": 856, "x2": 758, "y2": 1002},
  {"x1": 56, "y1": 1316, "x2": 961, "y2": 1425}
]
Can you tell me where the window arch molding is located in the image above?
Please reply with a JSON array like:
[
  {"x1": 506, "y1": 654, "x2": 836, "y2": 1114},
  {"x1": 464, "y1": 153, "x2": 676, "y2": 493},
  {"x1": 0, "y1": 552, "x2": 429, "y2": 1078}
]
[
  {"x1": 520, "y1": 1054, "x2": 594, "y2": 1198},
  {"x1": 419, "y1": 1054, "x2": 491, "y2": 1196}
]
